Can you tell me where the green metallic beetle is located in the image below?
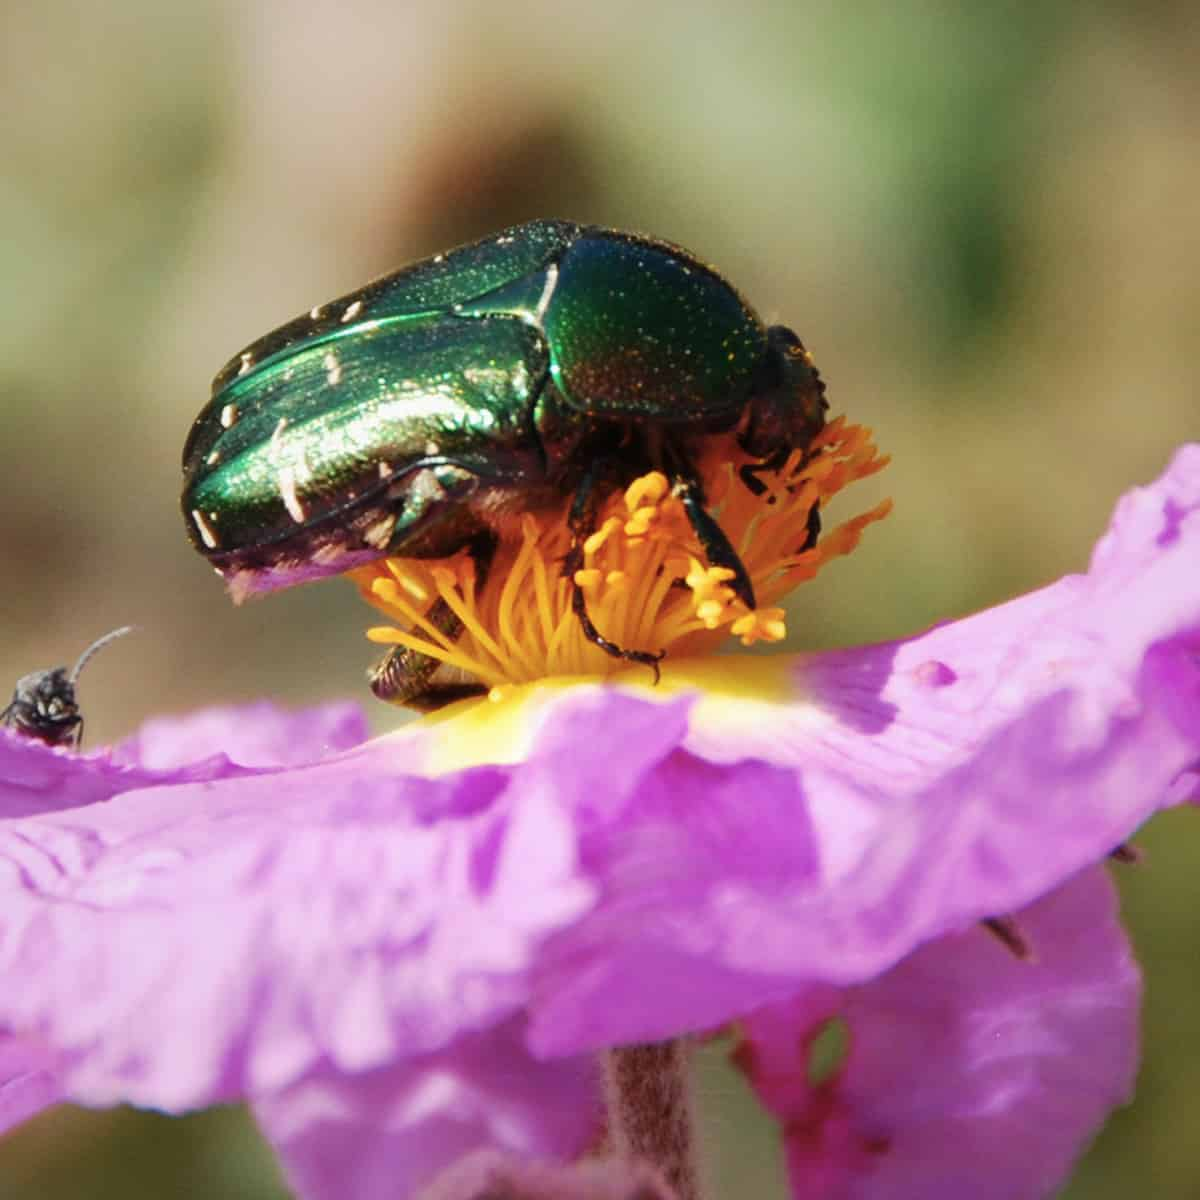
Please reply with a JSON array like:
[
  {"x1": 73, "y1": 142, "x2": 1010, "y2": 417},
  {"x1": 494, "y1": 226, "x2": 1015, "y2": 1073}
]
[{"x1": 182, "y1": 219, "x2": 827, "y2": 706}]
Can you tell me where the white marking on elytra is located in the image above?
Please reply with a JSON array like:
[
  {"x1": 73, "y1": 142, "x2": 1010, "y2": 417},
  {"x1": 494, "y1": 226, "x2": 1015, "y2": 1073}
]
[
  {"x1": 534, "y1": 263, "x2": 559, "y2": 322},
  {"x1": 220, "y1": 403, "x2": 239, "y2": 428},
  {"x1": 310, "y1": 304, "x2": 324, "y2": 320},
  {"x1": 192, "y1": 509, "x2": 220, "y2": 549},
  {"x1": 341, "y1": 299, "x2": 364, "y2": 323},
  {"x1": 278, "y1": 466, "x2": 307, "y2": 523},
  {"x1": 206, "y1": 449, "x2": 220, "y2": 466},
  {"x1": 237, "y1": 353, "x2": 253, "y2": 376},
  {"x1": 293, "y1": 448, "x2": 313, "y2": 484},
  {"x1": 268, "y1": 417, "x2": 289, "y2": 464},
  {"x1": 323, "y1": 352, "x2": 342, "y2": 386},
  {"x1": 424, "y1": 441, "x2": 441, "y2": 457},
  {"x1": 377, "y1": 460, "x2": 393, "y2": 479}
]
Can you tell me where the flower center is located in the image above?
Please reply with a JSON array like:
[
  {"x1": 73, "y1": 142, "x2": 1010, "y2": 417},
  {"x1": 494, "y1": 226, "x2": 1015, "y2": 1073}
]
[{"x1": 349, "y1": 418, "x2": 890, "y2": 697}]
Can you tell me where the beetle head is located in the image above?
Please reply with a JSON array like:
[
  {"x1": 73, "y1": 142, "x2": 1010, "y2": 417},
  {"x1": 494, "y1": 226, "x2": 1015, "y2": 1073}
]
[{"x1": 739, "y1": 325, "x2": 828, "y2": 460}]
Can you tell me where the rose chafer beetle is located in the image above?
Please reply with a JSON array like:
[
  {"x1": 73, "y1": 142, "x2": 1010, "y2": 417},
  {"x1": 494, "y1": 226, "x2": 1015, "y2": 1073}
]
[{"x1": 182, "y1": 220, "x2": 827, "y2": 706}]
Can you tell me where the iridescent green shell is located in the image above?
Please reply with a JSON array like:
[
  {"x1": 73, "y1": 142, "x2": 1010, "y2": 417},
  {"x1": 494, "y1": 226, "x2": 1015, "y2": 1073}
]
[{"x1": 182, "y1": 220, "x2": 769, "y2": 594}]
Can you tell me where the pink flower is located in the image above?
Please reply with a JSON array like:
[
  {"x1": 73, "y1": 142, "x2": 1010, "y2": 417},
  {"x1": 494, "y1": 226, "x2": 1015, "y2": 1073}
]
[{"x1": 1, "y1": 446, "x2": 1197, "y2": 1199}]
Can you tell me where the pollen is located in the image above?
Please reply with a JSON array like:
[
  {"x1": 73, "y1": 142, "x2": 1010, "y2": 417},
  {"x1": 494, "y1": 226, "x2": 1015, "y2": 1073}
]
[{"x1": 349, "y1": 418, "x2": 891, "y2": 698}]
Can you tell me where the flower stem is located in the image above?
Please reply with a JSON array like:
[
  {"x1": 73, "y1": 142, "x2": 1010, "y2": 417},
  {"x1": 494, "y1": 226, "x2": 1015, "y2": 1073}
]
[{"x1": 603, "y1": 1039, "x2": 703, "y2": 1200}]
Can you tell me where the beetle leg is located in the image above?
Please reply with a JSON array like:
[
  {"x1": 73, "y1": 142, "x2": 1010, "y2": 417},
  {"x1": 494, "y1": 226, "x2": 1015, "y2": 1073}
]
[
  {"x1": 368, "y1": 531, "x2": 496, "y2": 711},
  {"x1": 737, "y1": 448, "x2": 821, "y2": 552},
  {"x1": 568, "y1": 578, "x2": 665, "y2": 683},
  {"x1": 671, "y1": 472, "x2": 757, "y2": 612},
  {"x1": 801, "y1": 501, "x2": 822, "y2": 552},
  {"x1": 737, "y1": 446, "x2": 790, "y2": 497},
  {"x1": 565, "y1": 461, "x2": 665, "y2": 680}
]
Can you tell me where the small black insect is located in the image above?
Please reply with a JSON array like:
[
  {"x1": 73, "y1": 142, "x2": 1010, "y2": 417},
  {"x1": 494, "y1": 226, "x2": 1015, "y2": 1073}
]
[{"x1": 1, "y1": 626, "x2": 134, "y2": 749}]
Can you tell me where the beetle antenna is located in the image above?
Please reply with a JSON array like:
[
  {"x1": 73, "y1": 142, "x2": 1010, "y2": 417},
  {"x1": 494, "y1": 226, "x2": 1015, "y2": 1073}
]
[{"x1": 69, "y1": 626, "x2": 135, "y2": 684}]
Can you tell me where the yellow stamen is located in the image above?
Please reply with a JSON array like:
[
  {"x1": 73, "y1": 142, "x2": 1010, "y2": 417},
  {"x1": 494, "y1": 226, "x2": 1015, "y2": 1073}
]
[
  {"x1": 730, "y1": 607, "x2": 788, "y2": 646},
  {"x1": 584, "y1": 518, "x2": 620, "y2": 557},
  {"x1": 348, "y1": 420, "x2": 891, "y2": 699},
  {"x1": 625, "y1": 471, "x2": 671, "y2": 510}
]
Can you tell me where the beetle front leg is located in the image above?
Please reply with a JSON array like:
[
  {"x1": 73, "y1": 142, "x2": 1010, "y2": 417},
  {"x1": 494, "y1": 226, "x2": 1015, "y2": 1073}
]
[
  {"x1": 368, "y1": 531, "x2": 497, "y2": 712},
  {"x1": 670, "y1": 471, "x2": 757, "y2": 612},
  {"x1": 800, "y1": 502, "x2": 821, "y2": 553},
  {"x1": 738, "y1": 457, "x2": 822, "y2": 554},
  {"x1": 737, "y1": 446, "x2": 790, "y2": 498},
  {"x1": 565, "y1": 461, "x2": 665, "y2": 681}
]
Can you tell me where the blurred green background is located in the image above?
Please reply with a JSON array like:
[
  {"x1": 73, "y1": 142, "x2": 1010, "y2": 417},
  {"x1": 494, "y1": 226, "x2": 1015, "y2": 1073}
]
[{"x1": 1, "y1": 0, "x2": 1196, "y2": 1196}]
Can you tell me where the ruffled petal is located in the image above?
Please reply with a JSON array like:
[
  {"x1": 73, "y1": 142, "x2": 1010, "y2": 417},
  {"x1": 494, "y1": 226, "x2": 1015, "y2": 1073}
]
[
  {"x1": 478, "y1": 441, "x2": 1200, "y2": 1041},
  {"x1": 523, "y1": 717, "x2": 820, "y2": 1050},
  {"x1": 111, "y1": 700, "x2": 368, "y2": 769},
  {"x1": 0, "y1": 1036, "x2": 61, "y2": 1135},
  {"x1": 258, "y1": 1018, "x2": 599, "y2": 1200},
  {"x1": 0, "y1": 707, "x2": 613, "y2": 1110},
  {"x1": 671, "y1": 445, "x2": 1200, "y2": 977},
  {"x1": 1, "y1": 701, "x2": 365, "y2": 819},
  {"x1": 0, "y1": 449, "x2": 1192, "y2": 1185},
  {"x1": 734, "y1": 868, "x2": 1139, "y2": 1200}
]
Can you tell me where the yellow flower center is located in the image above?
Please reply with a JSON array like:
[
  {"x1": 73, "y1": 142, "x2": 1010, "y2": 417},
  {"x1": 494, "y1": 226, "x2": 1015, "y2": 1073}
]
[{"x1": 349, "y1": 417, "x2": 890, "y2": 701}]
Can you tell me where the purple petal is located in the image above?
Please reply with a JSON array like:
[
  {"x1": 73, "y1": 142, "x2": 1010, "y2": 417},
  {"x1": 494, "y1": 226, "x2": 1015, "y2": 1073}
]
[
  {"x1": 0, "y1": 725, "x2": 598, "y2": 1110},
  {"x1": 0, "y1": 730, "x2": 156, "y2": 819},
  {"x1": 526, "y1": 736, "x2": 820, "y2": 1050},
  {"x1": 1, "y1": 701, "x2": 366, "y2": 819},
  {"x1": 515, "y1": 447, "x2": 1198, "y2": 1049},
  {"x1": 0, "y1": 1036, "x2": 62, "y2": 1135},
  {"x1": 111, "y1": 700, "x2": 368, "y2": 769},
  {"x1": 0, "y1": 690, "x2": 700, "y2": 1116},
  {"x1": 257, "y1": 1018, "x2": 599, "y2": 1200},
  {"x1": 0, "y1": 448, "x2": 1192, "y2": 1146},
  {"x1": 666, "y1": 442, "x2": 1200, "y2": 977},
  {"x1": 417, "y1": 1152, "x2": 674, "y2": 1200},
  {"x1": 735, "y1": 869, "x2": 1139, "y2": 1200}
]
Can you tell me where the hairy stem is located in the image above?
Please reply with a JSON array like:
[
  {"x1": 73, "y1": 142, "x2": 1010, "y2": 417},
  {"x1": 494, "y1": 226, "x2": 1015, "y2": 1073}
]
[{"x1": 603, "y1": 1040, "x2": 703, "y2": 1200}]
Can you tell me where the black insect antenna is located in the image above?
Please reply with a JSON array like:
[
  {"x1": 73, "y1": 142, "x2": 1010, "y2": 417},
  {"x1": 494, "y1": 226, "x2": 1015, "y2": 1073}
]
[{"x1": 69, "y1": 625, "x2": 135, "y2": 684}]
